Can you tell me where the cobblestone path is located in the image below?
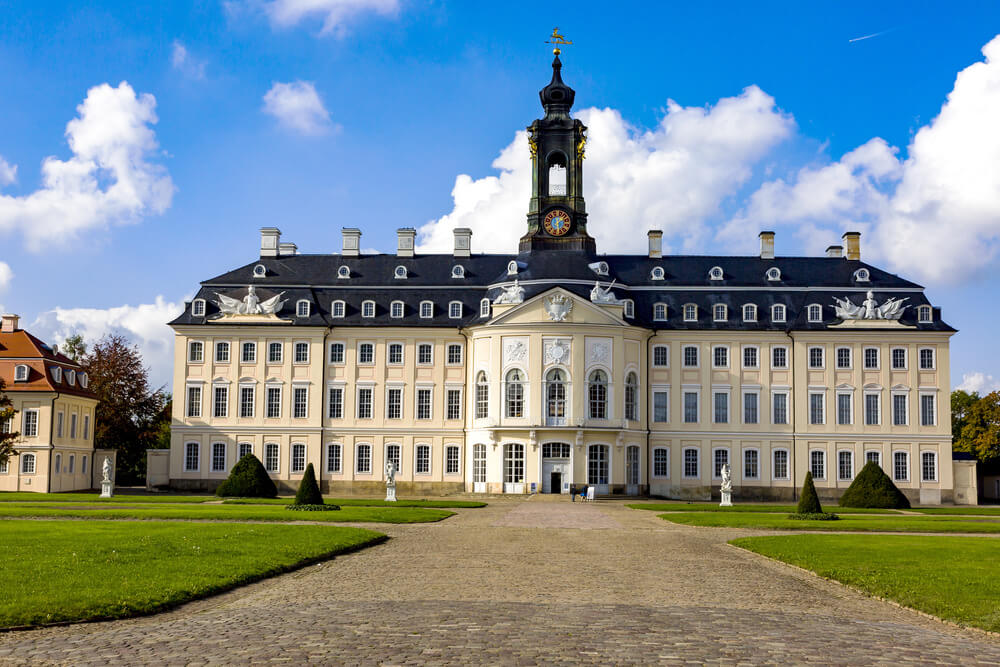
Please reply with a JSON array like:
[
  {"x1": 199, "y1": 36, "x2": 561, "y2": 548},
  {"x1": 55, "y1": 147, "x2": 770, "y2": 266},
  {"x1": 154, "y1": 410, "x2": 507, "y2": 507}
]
[{"x1": 2, "y1": 499, "x2": 1000, "y2": 665}]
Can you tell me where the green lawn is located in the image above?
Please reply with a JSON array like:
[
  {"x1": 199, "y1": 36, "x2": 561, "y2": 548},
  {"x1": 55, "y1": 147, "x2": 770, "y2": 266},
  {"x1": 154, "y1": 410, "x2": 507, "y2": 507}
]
[
  {"x1": 222, "y1": 497, "x2": 486, "y2": 508},
  {"x1": 0, "y1": 503, "x2": 453, "y2": 524},
  {"x1": 0, "y1": 492, "x2": 214, "y2": 503},
  {"x1": 731, "y1": 534, "x2": 1000, "y2": 633},
  {"x1": 909, "y1": 506, "x2": 1000, "y2": 515},
  {"x1": 659, "y1": 511, "x2": 1000, "y2": 533},
  {"x1": 0, "y1": 520, "x2": 384, "y2": 628},
  {"x1": 628, "y1": 503, "x2": 900, "y2": 514}
]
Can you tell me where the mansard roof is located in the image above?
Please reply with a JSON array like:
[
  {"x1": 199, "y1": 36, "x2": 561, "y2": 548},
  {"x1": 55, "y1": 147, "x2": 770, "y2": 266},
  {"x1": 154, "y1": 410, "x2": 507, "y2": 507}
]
[{"x1": 170, "y1": 249, "x2": 953, "y2": 333}]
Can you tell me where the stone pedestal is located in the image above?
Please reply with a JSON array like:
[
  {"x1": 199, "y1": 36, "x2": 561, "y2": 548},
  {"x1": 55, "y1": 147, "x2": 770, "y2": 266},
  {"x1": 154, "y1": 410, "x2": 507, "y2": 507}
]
[
  {"x1": 719, "y1": 490, "x2": 732, "y2": 507},
  {"x1": 385, "y1": 484, "x2": 396, "y2": 502},
  {"x1": 100, "y1": 480, "x2": 114, "y2": 498}
]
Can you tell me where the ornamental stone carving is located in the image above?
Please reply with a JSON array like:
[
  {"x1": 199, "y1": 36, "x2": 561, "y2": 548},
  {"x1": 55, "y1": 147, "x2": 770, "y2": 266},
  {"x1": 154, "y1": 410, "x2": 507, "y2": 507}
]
[
  {"x1": 545, "y1": 293, "x2": 573, "y2": 321},
  {"x1": 214, "y1": 286, "x2": 287, "y2": 316},
  {"x1": 586, "y1": 337, "x2": 612, "y2": 367},
  {"x1": 494, "y1": 280, "x2": 525, "y2": 305},
  {"x1": 833, "y1": 291, "x2": 909, "y2": 321},
  {"x1": 590, "y1": 280, "x2": 622, "y2": 305},
  {"x1": 504, "y1": 338, "x2": 528, "y2": 364},
  {"x1": 543, "y1": 339, "x2": 570, "y2": 365}
]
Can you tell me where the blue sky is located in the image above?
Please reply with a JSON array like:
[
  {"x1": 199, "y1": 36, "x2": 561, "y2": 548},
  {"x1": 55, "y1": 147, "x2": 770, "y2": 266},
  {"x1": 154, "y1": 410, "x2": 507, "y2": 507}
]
[{"x1": 1, "y1": 0, "x2": 1000, "y2": 392}]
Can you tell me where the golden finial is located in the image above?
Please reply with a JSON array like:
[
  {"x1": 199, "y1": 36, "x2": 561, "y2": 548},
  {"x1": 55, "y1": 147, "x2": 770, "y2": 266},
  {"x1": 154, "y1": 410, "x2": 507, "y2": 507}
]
[{"x1": 545, "y1": 27, "x2": 572, "y2": 55}]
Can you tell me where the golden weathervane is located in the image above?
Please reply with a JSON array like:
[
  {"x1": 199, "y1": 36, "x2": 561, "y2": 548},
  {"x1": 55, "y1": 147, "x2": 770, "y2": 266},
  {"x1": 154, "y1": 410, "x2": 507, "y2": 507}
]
[{"x1": 545, "y1": 27, "x2": 572, "y2": 55}]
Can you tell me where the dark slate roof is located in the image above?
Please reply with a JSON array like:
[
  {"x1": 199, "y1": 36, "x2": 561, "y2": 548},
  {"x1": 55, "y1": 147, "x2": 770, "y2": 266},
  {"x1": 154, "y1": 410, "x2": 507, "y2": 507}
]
[{"x1": 169, "y1": 250, "x2": 954, "y2": 333}]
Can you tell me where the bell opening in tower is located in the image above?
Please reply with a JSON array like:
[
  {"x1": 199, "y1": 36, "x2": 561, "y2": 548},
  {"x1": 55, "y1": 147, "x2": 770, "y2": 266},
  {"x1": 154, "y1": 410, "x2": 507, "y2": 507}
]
[{"x1": 548, "y1": 153, "x2": 567, "y2": 195}]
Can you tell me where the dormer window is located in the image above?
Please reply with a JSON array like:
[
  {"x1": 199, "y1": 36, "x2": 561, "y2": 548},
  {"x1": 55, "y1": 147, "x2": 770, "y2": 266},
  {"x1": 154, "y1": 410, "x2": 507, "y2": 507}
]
[
  {"x1": 419, "y1": 301, "x2": 433, "y2": 319},
  {"x1": 713, "y1": 304, "x2": 728, "y2": 322},
  {"x1": 192, "y1": 299, "x2": 206, "y2": 317},
  {"x1": 480, "y1": 298, "x2": 490, "y2": 318},
  {"x1": 766, "y1": 267, "x2": 781, "y2": 281},
  {"x1": 683, "y1": 304, "x2": 697, "y2": 322},
  {"x1": 296, "y1": 300, "x2": 310, "y2": 318},
  {"x1": 507, "y1": 261, "x2": 518, "y2": 276},
  {"x1": 743, "y1": 304, "x2": 757, "y2": 322},
  {"x1": 51, "y1": 367, "x2": 62, "y2": 383},
  {"x1": 14, "y1": 365, "x2": 28, "y2": 382},
  {"x1": 590, "y1": 261, "x2": 609, "y2": 276},
  {"x1": 394, "y1": 265, "x2": 408, "y2": 280},
  {"x1": 331, "y1": 300, "x2": 345, "y2": 318},
  {"x1": 253, "y1": 264, "x2": 266, "y2": 278},
  {"x1": 623, "y1": 299, "x2": 634, "y2": 318},
  {"x1": 337, "y1": 265, "x2": 350, "y2": 279},
  {"x1": 451, "y1": 265, "x2": 465, "y2": 279},
  {"x1": 362, "y1": 301, "x2": 375, "y2": 318},
  {"x1": 772, "y1": 304, "x2": 786, "y2": 323},
  {"x1": 449, "y1": 301, "x2": 462, "y2": 319},
  {"x1": 854, "y1": 268, "x2": 870, "y2": 282},
  {"x1": 390, "y1": 301, "x2": 404, "y2": 319},
  {"x1": 653, "y1": 303, "x2": 667, "y2": 321},
  {"x1": 650, "y1": 266, "x2": 665, "y2": 281},
  {"x1": 709, "y1": 266, "x2": 724, "y2": 281},
  {"x1": 918, "y1": 305, "x2": 932, "y2": 323},
  {"x1": 66, "y1": 370, "x2": 76, "y2": 386},
  {"x1": 808, "y1": 304, "x2": 823, "y2": 323},
  {"x1": 79, "y1": 372, "x2": 88, "y2": 389}
]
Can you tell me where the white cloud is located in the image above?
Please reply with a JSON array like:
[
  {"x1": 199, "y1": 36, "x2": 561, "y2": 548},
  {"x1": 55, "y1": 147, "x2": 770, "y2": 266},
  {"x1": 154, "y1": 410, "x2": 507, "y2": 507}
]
[
  {"x1": 0, "y1": 82, "x2": 174, "y2": 252},
  {"x1": 262, "y1": 81, "x2": 334, "y2": 135},
  {"x1": 260, "y1": 0, "x2": 399, "y2": 35},
  {"x1": 417, "y1": 86, "x2": 794, "y2": 254},
  {"x1": 0, "y1": 156, "x2": 16, "y2": 186},
  {"x1": 0, "y1": 262, "x2": 12, "y2": 293},
  {"x1": 30, "y1": 296, "x2": 184, "y2": 391},
  {"x1": 727, "y1": 34, "x2": 1000, "y2": 284},
  {"x1": 957, "y1": 372, "x2": 1000, "y2": 394},
  {"x1": 171, "y1": 41, "x2": 206, "y2": 80}
]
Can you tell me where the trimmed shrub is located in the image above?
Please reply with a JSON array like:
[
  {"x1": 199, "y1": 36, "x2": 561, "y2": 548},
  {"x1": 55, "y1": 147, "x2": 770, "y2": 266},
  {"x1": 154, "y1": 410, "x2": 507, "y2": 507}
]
[
  {"x1": 293, "y1": 463, "x2": 323, "y2": 506},
  {"x1": 216, "y1": 454, "x2": 277, "y2": 498},
  {"x1": 284, "y1": 504, "x2": 340, "y2": 512},
  {"x1": 839, "y1": 461, "x2": 911, "y2": 509},
  {"x1": 797, "y1": 471, "x2": 823, "y2": 514},
  {"x1": 787, "y1": 512, "x2": 839, "y2": 521}
]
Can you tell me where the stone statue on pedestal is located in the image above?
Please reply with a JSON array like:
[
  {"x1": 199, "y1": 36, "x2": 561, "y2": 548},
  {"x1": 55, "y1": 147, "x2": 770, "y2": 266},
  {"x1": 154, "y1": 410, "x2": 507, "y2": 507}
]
[
  {"x1": 100, "y1": 456, "x2": 114, "y2": 498},
  {"x1": 385, "y1": 460, "x2": 397, "y2": 502},
  {"x1": 719, "y1": 463, "x2": 733, "y2": 507}
]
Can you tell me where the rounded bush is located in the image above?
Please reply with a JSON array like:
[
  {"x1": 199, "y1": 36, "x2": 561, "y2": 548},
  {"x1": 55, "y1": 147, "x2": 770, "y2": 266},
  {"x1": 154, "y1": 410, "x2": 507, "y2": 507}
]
[
  {"x1": 839, "y1": 461, "x2": 911, "y2": 509},
  {"x1": 293, "y1": 463, "x2": 323, "y2": 506},
  {"x1": 787, "y1": 512, "x2": 839, "y2": 521},
  {"x1": 284, "y1": 504, "x2": 341, "y2": 512},
  {"x1": 216, "y1": 454, "x2": 278, "y2": 498},
  {"x1": 796, "y1": 471, "x2": 823, "y2": 515}
]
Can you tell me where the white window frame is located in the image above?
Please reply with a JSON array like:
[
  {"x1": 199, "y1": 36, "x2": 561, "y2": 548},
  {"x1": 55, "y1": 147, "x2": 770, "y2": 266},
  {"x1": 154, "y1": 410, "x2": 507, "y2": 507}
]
[
  {"x1": 652, "y1": 344, "x2": 669, "y2": 368},
  {"x1": 709, "y1": 266, "x2": 724, "y2": 281},
  {"x1": 863, "y1": 346, "x2": 880, "y2": 370},
  {"x1": 452, "y1": 265, "x2": 465, "y2": 279},
  {"x1": 891, "y1": 390, "x2": 909, "y2": 426},
  {"x1": 390, "y1": 301, "x2": 404, "y2": 319},
  {"x1": 188, "y1": 340, "x2": 204, "y2": 363},
  {"x1": 682, "y1": 345, "x2": 699, "y2": 368},
  {"x1": 891, "y1": 347, "x2": 907, "y2": 370},
  {"x1": 385, "y1": 385, "x2": 404, "y2": 420},
  {"x1": 184, "y1": 442, "x2": 200, "y2": 472},
  {"x1": 290, "y1": 443, "x2": 306, "y2": 474},
  {"x1": 265, "y1": 443, "x2": 280, "y2": 473},
  {"x1": 893, "y1": 450, "x2": 910, "y2": 482},
  {"x1": 356, "y1": 385, "x2": 374, "y2": 420},
  {"x1": 918, "y1": 305, "x2": 932, "y2": 323},
  {"x1": 239, "y1": 384, "x2": 256, "y2": 418},
  {"x1": 265, "y1": 385, "x2": 282, "y2": 419},
  {"x1": 712, "y1": 389, "x2": 730, "y2": 424},
  {"x1": 448, "y1": 301, "x2": 462, "y2": 319},
  {"x1": 241, "y1": 341, "x2": 257, "y2": 364},
  {"x1": 808, "y1": 346, "x2": 825, "y2": 369},
  {"x1": 650, "y1": 266, "x2": 665, "y2": 280},
  {"x1": 743, "y1": 447, "x2": 761, "y2": 481},
  {"x1": 809, "y1": 449, "x2": 826, "y2": 480},
  {"x1": 446, "y1": 444, "x2": 461, "y2": 475},
  {"x1": 807, "y1": 304, "x2": 823, "y2": 323},
  {"x1": 355, "y1": 443, "x2": 372, "y2": 474},
  {"x1": 921, "y1": 451, "x2": 938, "y2": 482},
  {"x1": 331, "y1": 300, "x2": 346, "y2": 318},
  {"x1": 337, "y1": 265, "x2": 350, "y2": 279},
  {"x1": 327, "y1": 385, "x2": 344, "y2": 419},
  {"x1": 326, "y1": 443, "x2": 342, "y2": 474},
  {"x1": 683, "y1": 304, "x2": 697, "y2": 322},
  {"x1": 394, "y1": 265, "x2": 408, "y2": 280},
  {"x1": 328, "y1": 341, "x2": 346, "y2": 364},
  {"x1": 865, "y1": 449, "x2": 882, "y2": 468},
  {"x1": 296, "y1": 300, "x2": 310, "y2": 318},
  {"x1": 293, "y1": 385, "x2": 309, "y2": 419},
  {"x1": 682, "y1": 387, "x2": 700, "y2": 424},
  {"x1": 836, "y1": 390, "x2": 853, "y2": 426},
  {"x1": 864, "y1": 390, "x2": 881, "y2": 426},
  {"x1": 919, "y1": 391, "x2": 937, "y2": 426},
  {"x1": 361, "y1": 301, "x2": 375, "y2": 318},
  {"x1": 651, "y1": 385, "x2": 670, "y2": 424},
  {"x1": 480, "y1": 298, "x2": 490, "y2": 318},
  {"x1": 766, "y1": 267, "x2": 781, "y2": 281},
  {"x1": 712, "y1": 345, "x2": 729, "y2": 369},
  {"x1": 808, "y1": 391, "x2": 826, "y2": 425},
  {"x1": 416, "y1": 342, "x2": 433, "y2": 366},
  {"x1": 211, "y1": 442, "x2": 227, "y2": 473},
  {"x1": 357, "y1": 341, "x2": 375, "y2": 365},
  {"x1": 652, "y1": 447, "x2": 670, "y2": 479},
  {"x1": 711, "y1": 447, "x2": 730, "y2": 479},
  {"x1": 836, "y1": 346, "x2": 852, "y2": 370},
  {"x1": 446, "y1": 343, "x2": 463, "y2": 366},
  {"x1": 771, "y1": 304, "x2": 786, "y2": 323},
  {"x1": 267, "y1": 341, "x2": 282, "y2": 364},
  {"x1": 414, "y1": 443, "x2": 432, "y2": 475},
  {"x1": 772, "y1": 448, "x2": 790, "y2": 480},
  {"x1": 653, "y1": 303, "x2": 667, "y2": 321},
  {"x1": 742, "y1": 304, "x2": 757, "y2": 322},
  {"x1": 742, "y1": 389, "x2": 760, "y2": 425},
  {"x1": 771, "y1": 390, "x2": 789, "y2": 425},
  {"x1": 186, "y1": 385, "x2": 203, "y2": 419},
  {"x1": 215, "y1": 341, "x2": 231, "y2": 363},
  {"x1": 742, "y1": 345, "x2": 759, "y2": 369},
  {"x1": 682, "y1": 447, "x2": 700, "y2": 479},
  {"x1": 419, "y1": 301, "x2": 433, "y2": 319},
  {"x1": 293, "y1": 341, "x2": 310, "y2": 365},
  {"x1": 771, "y1": 345, "x2": 788, "y2": 369},
  {"x1": 918, "y1": 347, "x2": 936, "y2": 370},
  {"x1": 387, "y1": 342, "x2": 404, "y2": 366},
  {"x1": 853, "y1": 268, "x2": 870, "y2": 282},
  {"x1": 837, "y1": 449, "x2": 854, "y2": 482},
  {"x1": 192, "y1": 299, "x2": 206, "y2": 317},
  {"x1": 623, "y1": 299, "x2": 634, "y2": 318},
  {"x1": 14, "y1": 364, "x2": 28, "y2": 382},
  {"x1": 415, "y1": 386, "x2": 433, "y2": 420},
  {"x1": 713, "y1": 304, "x2": 728, "y2": 322}
]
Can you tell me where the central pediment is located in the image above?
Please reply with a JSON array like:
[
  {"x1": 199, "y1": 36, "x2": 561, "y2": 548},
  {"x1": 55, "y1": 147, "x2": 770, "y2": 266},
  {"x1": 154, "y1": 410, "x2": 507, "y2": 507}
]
[{"x1": 487, "y1": 287, "x2": 625, "y2": 327}]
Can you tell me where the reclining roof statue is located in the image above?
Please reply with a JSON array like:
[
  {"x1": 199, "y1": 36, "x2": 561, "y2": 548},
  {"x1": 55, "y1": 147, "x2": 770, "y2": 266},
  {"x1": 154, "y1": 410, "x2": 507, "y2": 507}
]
[
  {"x1": 833, "y1": 290, "x2": 909, "y2": 320},
  {"x1": 215, "y1": 285, "x2": 287, "y2": 316}
]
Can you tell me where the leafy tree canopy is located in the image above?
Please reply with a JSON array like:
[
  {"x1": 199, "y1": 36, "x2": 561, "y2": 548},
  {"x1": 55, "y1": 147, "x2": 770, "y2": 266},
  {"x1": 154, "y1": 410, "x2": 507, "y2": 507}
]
[
  {"x1": 958, "y1": 391, "x2": 1000, "y2": 463},
  {"x1": 0, "y1": 379, "x2": 19, "y2": 467}
]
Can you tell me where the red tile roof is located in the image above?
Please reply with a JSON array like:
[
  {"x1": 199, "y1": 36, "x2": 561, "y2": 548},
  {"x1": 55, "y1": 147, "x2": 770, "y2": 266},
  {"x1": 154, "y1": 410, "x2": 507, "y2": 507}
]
[{"x1": 0, "y1": 329, "x2": 97, "y2": 399}]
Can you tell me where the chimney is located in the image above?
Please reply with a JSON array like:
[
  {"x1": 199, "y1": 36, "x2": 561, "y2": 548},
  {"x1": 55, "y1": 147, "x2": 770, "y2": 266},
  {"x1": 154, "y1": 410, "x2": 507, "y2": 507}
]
[
  {"x1": 342, "y1": 228, "x2": 361, "y2": 257},
  {"x1": 278, "y1": 242, "x2": 297, "y2": 256},
  {"x1": 842, "y1": 232, "x2": 861, "y2": 260},
  {"x1": 1, "y1": 314, "x2": 19, "y2": 333},
  {"x1": 396, "y1": 228, "x2": 416, "y2": 257},
  {"x1": 453, "y1": 228, "x2": 472, "y2": 257},
  {"x1": 825, "y1": 245, "x2": 843, "y2": 258},
  {"x1": 758, "y1": 231, "x2": 775, "y2": 260},
  {"x1": 647, "y1": 230, "x2": 663, "y2": 258},
  {"x1": 260, "y1": 227, "x2": 281, "y2": 258}
]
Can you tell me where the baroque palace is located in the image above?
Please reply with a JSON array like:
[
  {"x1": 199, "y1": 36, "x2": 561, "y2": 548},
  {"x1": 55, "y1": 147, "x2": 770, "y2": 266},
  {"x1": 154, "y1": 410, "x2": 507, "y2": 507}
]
[{"x1": 167, "y1": 55, "x2": 964, "y2": 504}]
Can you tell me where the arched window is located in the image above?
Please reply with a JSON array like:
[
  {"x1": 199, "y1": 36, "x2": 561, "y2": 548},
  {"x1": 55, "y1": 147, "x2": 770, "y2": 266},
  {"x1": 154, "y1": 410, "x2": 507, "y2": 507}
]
[
  {"x1": 420, "y1": 301, "x2": 433, "y2": 318},
  {"x1": 709, "y1": 266, "x2": 724, "y2": 281},
  {"x1": 192, "y1": 299, "x2": 206, "y2": 317},
  {"x1": 853, "y1": 268, "x2": 870, "y2": 282},
  {"x1": 772, "y1": 304, "x2": 786, "y2": 322},
  {"x1": 452, "y1": 265, "x2": 465, "y2": 278},
  {"x1": 808, "y1": 304, "x2": 822, "y2": 322},
  {"x1": 547, "y1": 151, "x2": 567, "y2": 195},
  {"x1": 545, "y1": 368, "x2": 567, "y2": 426},
  {"x1": 296, "y1": 300, "x2": 310, "y2": 317},
  {"x1": 14, "y1": 365, "x2": 28, "y2": 382},
  {"x1": 394, "y1": 265, "x2": 408, "y2": 280},
  {"x1": 361, "y1": 301, "x2": 375, "y2": 318},
  {"x1": 588, "y1": 444, "x2": 609, "y2": 485},
  {"x1": 624, "y1": 372, "x2": 638, "y2": 421},
  {"x1": 623, "y1": 299, "x2": 634, "y2": 318},
  {"x1": 507, "y1": 261, "x2": 518, "y2": 276},
  {"x1": 650, "y1": 266, "x2": 665, "y2": 280},
  {"x1": 766, "y1": 267, "x2": 781, "y2": 281},
  {"x1": 390, "y1": 301, "x2": 404, "y2": 318},
  {"x1": 653, "y1": 303, "x2": 667, "y2": 321},
  {"x1": 356, "y1": 443, "x2": 372, "y2": 474},
  {"x1": 588, "y1": 370, "x2": 608, "y2": 420},
  {"x1": 743, "y1": 304, "x2": 757, "y2": 322},
  {"x1": 253, "y1": 264, "x2": 266, "y2": 278},
  {"x1": 54, "y1": 453, "x2": 61, "y2": 475},
  {"x1": 449, "y1": 301, "x2": 462, "y2": 319},
  {"x1": 331, "y1": 300, "x2": 345, "y2": 318},
  {"x1": 337, "y1": 265, "x2": 350, "y2": 279},
  {"x1": 475, "y1": 371, "x2": 489, "y2": 419},
  {"x1": 480, "y1": 298, "x2": 490, "y2": 318},
  {"x1": 505, "y1": 369, "x2": 525, "y2": 418},
  {"x1": 21, "y1": 453, "x2": 36, "y2": 474}
]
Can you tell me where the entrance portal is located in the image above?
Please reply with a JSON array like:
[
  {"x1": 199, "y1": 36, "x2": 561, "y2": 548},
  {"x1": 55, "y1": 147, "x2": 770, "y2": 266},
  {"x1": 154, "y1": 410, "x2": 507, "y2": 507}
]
[{"x1": 550, "y1": 471, "x2": 562, "y2": 494}]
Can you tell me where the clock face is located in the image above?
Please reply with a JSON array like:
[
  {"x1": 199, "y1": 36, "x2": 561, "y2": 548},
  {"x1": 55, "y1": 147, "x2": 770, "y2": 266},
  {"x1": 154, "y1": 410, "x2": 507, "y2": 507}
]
[{"x1": 543, "y1": 209, "x2": 571, "y2": 236}]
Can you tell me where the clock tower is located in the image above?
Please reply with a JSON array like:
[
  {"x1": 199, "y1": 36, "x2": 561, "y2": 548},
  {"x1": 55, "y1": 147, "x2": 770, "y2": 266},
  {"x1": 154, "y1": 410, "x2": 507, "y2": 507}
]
[{"x1": 519, "y1": 54, "x2": 596, "y2": 254}]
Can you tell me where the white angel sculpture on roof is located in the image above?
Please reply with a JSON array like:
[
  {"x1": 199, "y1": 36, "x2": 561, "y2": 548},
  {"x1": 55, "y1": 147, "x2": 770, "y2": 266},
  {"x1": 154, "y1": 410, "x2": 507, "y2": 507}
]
[
  {"x1": 215, "y1": 286, "x2": 287, "y2": 316},
  {"x1": 832, "y1": 291, "x2": 908, "y2": 321}
]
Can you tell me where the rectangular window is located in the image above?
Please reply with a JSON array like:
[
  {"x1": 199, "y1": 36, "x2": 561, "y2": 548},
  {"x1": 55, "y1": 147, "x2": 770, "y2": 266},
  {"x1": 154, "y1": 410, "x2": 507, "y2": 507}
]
[
  {"x1": 743, "y1": 347, "x2": 758, "y2": 369},
  {"x1": 836, "y1": 347, "x2": 851, "y2": 369},
  {"x1": 837, "y1": 393, "x2": 852, "y2": 425},
  {"x1": 809, "y1": 393, "x2": 824, "y2": 425},
  {"x1": 653, "y1": 391, "x2": 668, "y2": 423},
  {"x1": 214, "y1": 386, "x2": 228, "y2": 418},
  {"x1": 184, "y1": 442, "x2": 199, "y2": 472},
  {"x1": 773, "y1": 393, "x2": 788, "y2": 425},
  {"x1": 713, "y1": 392, "x2": 728, "y2": 423},
  {"x1": 357, "y1": 388, "x2": 373, "y2": 419},
  {"x1": 683, "y1": 346, "x2": 698, "y2": 368},
  {"x1": 326, "y1": 444, "x2": 342, "y2": 473},
  {"x1": 417, "y1": 389, "x2": 432, "y2": 420},
  {"x1": 417, "y1": 344, "x2": 432, "y2": 365},
  {"x1": 212, "y1": 442, "x2": 226, "y2": 473},
  {"x1": 187, "y1": 386, "x2": 202, "y2": 418},
  {"x1": 238, "y1": 442, "x2": 252, "y2": 459},
  {"x1": 416, "y1": 444, "x2": 431, "y2": 474},
  {"x1": 810, "y1": 450, "x2": 825, "y2": 479},
  {"x1": 294, "y1": 342, "x2": 309, "y2": 364},
  {"x1": 893, "y1": 451, "x2": 909, "y2": 481},
  {"x1": 683, "y1": 391, "x2": 698, "y2": 423},
  {"x1": 652, "y1": 345, "x2": 669, "y2": 367},
  {"x1": 68, "y1": 455, "x2": 75, "y2": 473},
  {"x1": 240, "y1": 386, "x2": 255, "y2": 418},
  {"x1": 83, "y1": 415, "x2": 90, "y2": 440},
  {"x1": 713, "y1": 346, "x2": 729, "y2": 368},
  {"x1": 921, "y1": 451, "x2": 937, "y2": 482},
  {"x1": 683, "y1": 449, "x2": 699, "y2": 478},
  {"x1": 447, "y1": 344, "x2": 463, "y2": 365},
  {"x1": 291, "y1": 444, "x2": 305, "y2": 473},
  {"x1": 864, "y1": 347, "x2": 879, "y2": 370},
  {"x1": 743, "y1": 450, "x2": 759, "y2": 480},
  {"x1": 242, "y1": 342, "x2": 257, "y2": 364},
  {"x1": 653, "y1": 449, "x2": 668, "y2": 477},
  {"x1": 447, "y1": 389, "x2": 462, "y2": 420},
  {"x1": 356, "y1": 445, "x2": 371, "y2": 474},
  {"x1": 921, "y1": 394, "x2": 936, "y2": 426},
  {"x1": 328, "y1": 387, "x2": 343, "y2": 419},
  {"x1": 772, "y1": 347, "x2": 787, "y2": 369},
  {"x1": 189, "y1": 341, "x2": 204, "y2": 363},
  {"x1": 773, "y1": 450, "x2": 789, "y2": 480},
  {"x1": 446, "y1": 445, "x2": 460, "y2": 474},
  {"x1": 358, "y1": 343, "x2": 374, "y2": 365},
  {"x1": 865, "y1": 393, "x2": 880, "y2": 426},
  {"x1": 329, "y1": 342, "x2": 344, "y2": 364},
  {"x1": 265, "y1": 443, "x2": 279, "y2": 472},
  {"x1": 388, "y1": 343, "x2": 403, "y2": 365},
  {"x1": 56, "y1": 412, "x2": 63, "y2": 438},
  {"x1": 893, "y1": 394, "x2": 908, "y2": 426},
  {"x1": 215, "y1": 342, "x2": 230, "y2": 363},
  {"x1": 268, "y1": 342, "x2": 282, "y2": 364},
  {"x1": 70, "y1": 414, "x2": 77, "y2": 439},
  {"x1": 809, "y1": 347, "x2": 824, "y2": 368},
  {"x1": 293, "y1": 387, "x2": 308, "y2": 419},
  {"x1": 866, "y1": 450, "x2": 881, "y2": 467},
  {"x1": 387, "y1": 388, "x2": 402, "y2": 419},
  {"x1": 838, "y1": 451, "x2": 853, "y2": 481},
  {"x1": 892, "y1": 348, "x2": 906, "y2": 370},
  {"x1": 919, "y1": 348, "x2": 935, "y2": 370},
  {"x1": 713, "y1": 449, "x2": 729, "y2": 478},
  {"x1": 743, "y1": 392, "x2": 758, "y2": 424},
  {"x1": 266, "y1": 387, "x2": 281, "y2": 418}
]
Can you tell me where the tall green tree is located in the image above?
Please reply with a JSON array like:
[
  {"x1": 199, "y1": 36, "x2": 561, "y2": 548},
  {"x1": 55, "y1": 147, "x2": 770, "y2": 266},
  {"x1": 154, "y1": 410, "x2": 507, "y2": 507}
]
[
  {"x1": 959, "y1": 391, "x2": 1000, "y2": 463},
  {"x1": 60, "y1": 334, "x2": 87, "y2": 362},
  {"x1": 81, "y1": 335, "x2": 167, "y2": 485},
  {"x1": 951, "y1": 389, "x2": 981, "y2": 451},
  {"x1": 0, "y1": 379, "x2": 19, "y2": 468}
]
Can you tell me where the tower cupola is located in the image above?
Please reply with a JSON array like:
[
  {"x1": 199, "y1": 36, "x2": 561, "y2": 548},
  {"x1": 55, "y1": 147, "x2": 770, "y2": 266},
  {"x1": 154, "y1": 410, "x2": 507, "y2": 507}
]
[{"x1": 539, "y1": 55, "x2": 576, "y2": 119}]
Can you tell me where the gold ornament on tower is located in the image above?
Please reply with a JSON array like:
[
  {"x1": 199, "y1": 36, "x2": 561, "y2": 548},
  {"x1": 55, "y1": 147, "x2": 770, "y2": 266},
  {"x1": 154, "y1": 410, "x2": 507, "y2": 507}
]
[{"x1": 545, "y1": 27, "x2": 572, "y2": 55}]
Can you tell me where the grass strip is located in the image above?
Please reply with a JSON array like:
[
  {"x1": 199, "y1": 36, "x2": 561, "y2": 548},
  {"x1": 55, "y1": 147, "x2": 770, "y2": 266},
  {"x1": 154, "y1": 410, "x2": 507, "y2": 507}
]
[
  {"x1": 222, "y1": 497, "x2": 485, "y2": 508},
  {"x1": 659, "y1": 511, "x2": 1000, "y2": 533},
  {"x1": 909, "y1": 507, "x2": 1000, "y2": 515},
  {"x1": 0, "y1": 520, "x2": 384, "y2": 628},
  {"x1": 731, "y1": 534, "x2": 1000, "y2": 633},
  {"x1": 0, "y1": 503, "x2": 453, "y2": 524},
  {"x1": 0, "y1": 492, "x2": 214, "y2": 504},
  {"x1": 627, "y1": 503, "x2": 900, "y2": 514}
]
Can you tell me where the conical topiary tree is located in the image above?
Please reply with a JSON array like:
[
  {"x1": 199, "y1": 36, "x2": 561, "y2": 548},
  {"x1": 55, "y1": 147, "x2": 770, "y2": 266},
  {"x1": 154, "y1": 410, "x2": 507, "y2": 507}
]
[
  {"x1": 839, "y1": 461, "x2": 911, "y2": 509},
  {"x1": 293, "y1": 463, "x2": 323, "y2": 506},
  {"x1": 216, "y1": 454, "x2": 277, "y2": 498},
  {"x1": 797, "y1": 471, "x2": 823, "y2": 514}
]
